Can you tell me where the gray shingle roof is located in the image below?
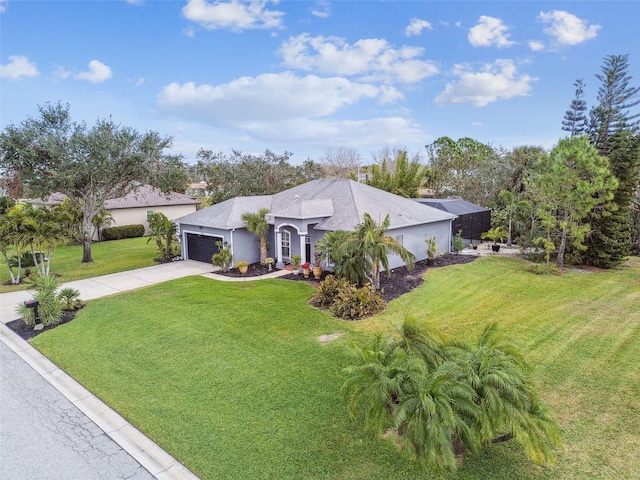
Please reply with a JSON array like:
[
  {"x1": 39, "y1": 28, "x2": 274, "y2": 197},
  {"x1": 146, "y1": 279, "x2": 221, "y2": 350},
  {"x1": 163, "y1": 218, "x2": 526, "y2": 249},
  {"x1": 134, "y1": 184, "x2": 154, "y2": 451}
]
[
  {"x1": 28, "y1": 185, "x2": 199, "y2": 209},
  {"x1": 175, "y1": 179, "x2": 456, "y2": 231}
]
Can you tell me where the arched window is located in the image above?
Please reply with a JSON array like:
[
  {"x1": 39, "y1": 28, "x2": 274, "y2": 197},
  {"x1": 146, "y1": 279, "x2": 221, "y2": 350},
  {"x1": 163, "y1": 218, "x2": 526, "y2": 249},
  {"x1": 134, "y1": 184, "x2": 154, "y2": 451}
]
[{"x1": 281, "y1": 230, "x2": 291, "y2": 258}]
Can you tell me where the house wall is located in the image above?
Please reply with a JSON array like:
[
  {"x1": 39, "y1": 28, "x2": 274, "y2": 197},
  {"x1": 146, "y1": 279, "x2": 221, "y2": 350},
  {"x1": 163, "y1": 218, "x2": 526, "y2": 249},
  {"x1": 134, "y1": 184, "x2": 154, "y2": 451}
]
[
  {"x1": 381, "y1": 220, "x2": 453, "y2": 269},
  {"x1": 235, "y1": 227, "x2": 272, "y2": 264},
  {"x1": 108, "y1": 204, "x2": 197, "y2": 239}
]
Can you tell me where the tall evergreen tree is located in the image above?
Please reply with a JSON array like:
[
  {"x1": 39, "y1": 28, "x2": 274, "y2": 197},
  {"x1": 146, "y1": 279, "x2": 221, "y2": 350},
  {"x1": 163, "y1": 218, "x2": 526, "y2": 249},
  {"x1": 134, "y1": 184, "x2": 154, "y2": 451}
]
[
  {"x1": 562, "y1": 79, "x2": 588, "y2": 136},
  {"x1": 583, "y1": 55, "x2": 640, "y2": 267},
  {"x1": 588, "y1": 54, "x2": 640, "y2": 156},
  {"x1": 583, "y1": 131, "x2": 640, "y2": 267}
]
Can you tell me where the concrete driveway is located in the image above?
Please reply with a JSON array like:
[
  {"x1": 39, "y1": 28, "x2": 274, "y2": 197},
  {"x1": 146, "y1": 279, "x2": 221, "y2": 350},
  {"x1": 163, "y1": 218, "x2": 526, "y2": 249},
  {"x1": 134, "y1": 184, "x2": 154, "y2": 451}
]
[{"x1": 0, "y1": 260, "x2": 214, "y2": 324}]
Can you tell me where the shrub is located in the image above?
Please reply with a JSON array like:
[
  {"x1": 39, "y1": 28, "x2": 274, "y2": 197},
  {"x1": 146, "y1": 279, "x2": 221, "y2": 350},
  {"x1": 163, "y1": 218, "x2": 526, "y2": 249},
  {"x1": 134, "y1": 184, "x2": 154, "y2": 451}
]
[
  {"x1": 58, "y1": 287, "x2": 82, "y2": 310},
  {"x1": 312, "y1": 275, "x2": 386, "y2": 320},
  {"x1": 452, "y1": 230, "x2": 464, "y2": 254},
  {"x1": 17, "y1": 275, "x2": 63, "y2": 326},
  {"x1": 212, "y1": 242, "x2": 233, "y2": 271},
  {"x1": 330, "y1": 283, "x2": 385, "y2": 320},
  {"x1": 311, "y1": 275, "x2": 349, "y2": 309},
  {"x1": 102, "y1": 224, "x2": 145, "y2": 241}
]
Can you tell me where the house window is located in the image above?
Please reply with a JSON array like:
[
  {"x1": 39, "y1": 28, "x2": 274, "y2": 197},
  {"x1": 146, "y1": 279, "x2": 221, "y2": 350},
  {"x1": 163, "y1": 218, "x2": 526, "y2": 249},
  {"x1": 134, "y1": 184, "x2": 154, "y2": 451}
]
[
  {"x1": 282, "y1": 230, "x2": 291, "y2": 258},
  {"x1": 395, "y1": 234, "x2": 403, "y2": 246},
  {"x1": 146, "y1": 210, "x2": 155, "y2": 219}
]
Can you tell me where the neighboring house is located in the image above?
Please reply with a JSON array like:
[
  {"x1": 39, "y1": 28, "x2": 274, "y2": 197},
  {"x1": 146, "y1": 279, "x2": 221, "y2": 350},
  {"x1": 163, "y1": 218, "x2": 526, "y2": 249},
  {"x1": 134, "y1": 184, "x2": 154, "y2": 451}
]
[
  {"x1": 174, "y1": 179, "x2": 457, "y2": 269},
  {"x1": 186, "y1": 181, "x2": 210, "y2": 197},
  {"x1": 413, "y1": 198, "x2": 491, "y2": 245},
  {"x1": 29, "y1": 185, "x2": 200, "y2": 240}
]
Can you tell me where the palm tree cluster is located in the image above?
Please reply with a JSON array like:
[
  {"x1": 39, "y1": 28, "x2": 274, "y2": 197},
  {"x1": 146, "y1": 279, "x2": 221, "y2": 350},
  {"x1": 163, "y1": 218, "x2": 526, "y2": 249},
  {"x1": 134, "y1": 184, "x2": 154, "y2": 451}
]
[
  {"x1": 315, "y1": 213, "x2": 415, "y2": 290},
  {"x1": 342, "y1": 318, "x2": 562, "y2": 473},
  {"x1": 0, "y1": 201, "x2": 113, "y2": 284}
]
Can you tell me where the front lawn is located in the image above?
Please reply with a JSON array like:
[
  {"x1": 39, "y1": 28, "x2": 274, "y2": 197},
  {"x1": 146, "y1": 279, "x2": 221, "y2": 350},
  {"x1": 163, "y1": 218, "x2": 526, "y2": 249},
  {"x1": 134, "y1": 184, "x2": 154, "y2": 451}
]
[
  {"x1": 31, "y1": 256, "x2": 640, "y2": 479},
  {"x1": 0, "y1": 237, "x2": 158, "y2": 293}
]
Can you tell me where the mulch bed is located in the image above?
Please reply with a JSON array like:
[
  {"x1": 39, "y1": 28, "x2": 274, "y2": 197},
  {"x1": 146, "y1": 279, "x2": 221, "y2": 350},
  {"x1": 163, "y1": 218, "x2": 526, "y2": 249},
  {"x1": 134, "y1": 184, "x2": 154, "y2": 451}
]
[
  {"x1": 6, "y1": 308, "x2": 82, "y2": 341},
  {"x1": 6, "y1": 254, "x2": 477, "y2": 340},
  {"x1": 280, "y1": 253, "x2": 477, "y2": 302}
]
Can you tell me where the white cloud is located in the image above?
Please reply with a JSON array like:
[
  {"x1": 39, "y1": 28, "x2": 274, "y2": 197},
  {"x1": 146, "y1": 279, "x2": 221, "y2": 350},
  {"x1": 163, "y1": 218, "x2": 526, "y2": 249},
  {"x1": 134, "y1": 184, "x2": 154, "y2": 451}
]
[
  {"x1": 157, "y1": 72, "x2": 419, "y2": 148},
  {"x1": 528, "y1": 40, "x2": 545, "y2": 51},
  {"x1": 310, "y1": 0, "x2": 330, "y2": 19},
  {"x1": 405, "y1": 18, "x2": 432, "y2": 37},
  {"x1": 538, "y1": 10, "x2": 600, "y2": 46},
  {"x1": 157, "y1": 72, "x2": 402, "y2": 124},
  {"x1": 126, "y1": 0, "x2": 144, "y2": 5},
  {"x1": 468, "y1": 16, "x2": 515, "y2": 48},
  {"x1": 74, "y1": 60, "x2": 112, "y2": 83},
  {"x1": 279, "y1": 34, "x2": 438, "y2": 84},
  {"x1": 182, "y1": 0, "x2": 284, "y2": 32},
  {"x1": 53, "y1": 65, "x2": 72, "y2": 80},
  {"x1": 0, "y1": 0, "x2": 7, "y2": 14},
  {"x1": 435, "y1": 59, "x2": 537, "y2": 107},
  {"x1": 0, "y1": 55, "x2": 39, "y2": 79}
]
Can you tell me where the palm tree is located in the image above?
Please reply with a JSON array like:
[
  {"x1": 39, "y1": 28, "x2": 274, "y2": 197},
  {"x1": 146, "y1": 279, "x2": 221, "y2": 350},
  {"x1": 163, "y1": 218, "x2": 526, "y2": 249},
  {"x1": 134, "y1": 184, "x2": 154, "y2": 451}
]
[
  {"x1": 315, "y1": 230, "x2": 370, "y2": 285},
  {"x1": 446, "y1": 323, "x2": 563, "y2": 464},
  {"x1": 338, "y1": 213, "x2": 415, "y2": 290},
  {"x1": 395, "y1": 361, "x2": 479, "y2": 473},
  {"x1": 241, "y1": 208, "x2": 270, "y2": 263},
  {"x1": 0, "y1": 204, "x2": 29, "y2": 284},
  {"x1": 23, "y1": 206, "x2": 67, "y2": 276},
  {"x1": 147, "y1": 212, "x2": 178, "y2": 261},
  {"x1": 498, "y1": 190, "x2": 532, "y2": 246},
  {"x1": 341, "y1": 334, "x2": 410, "y2": 437}
]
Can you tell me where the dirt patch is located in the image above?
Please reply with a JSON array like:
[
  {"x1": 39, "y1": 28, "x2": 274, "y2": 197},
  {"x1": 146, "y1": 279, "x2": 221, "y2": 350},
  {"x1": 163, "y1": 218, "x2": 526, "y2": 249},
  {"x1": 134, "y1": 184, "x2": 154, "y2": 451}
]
[{"x1": 318, "y1": 333, "x2": 342, "y2": 344}]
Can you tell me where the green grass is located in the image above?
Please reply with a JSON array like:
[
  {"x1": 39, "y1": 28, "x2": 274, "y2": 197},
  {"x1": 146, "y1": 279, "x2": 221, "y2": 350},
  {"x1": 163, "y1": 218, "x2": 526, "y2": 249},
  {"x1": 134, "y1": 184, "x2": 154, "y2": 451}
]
[
  {"x1": 0, "y1": 237, "x2": 158, "y2": 293},
  {"x1": 31, "y1": 256, "x2": 640, "y2": 479}
]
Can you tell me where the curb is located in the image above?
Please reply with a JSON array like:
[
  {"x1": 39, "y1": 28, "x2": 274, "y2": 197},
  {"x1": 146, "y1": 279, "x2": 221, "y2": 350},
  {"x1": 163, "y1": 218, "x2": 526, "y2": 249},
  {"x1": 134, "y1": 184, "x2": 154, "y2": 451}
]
[{"x1": 0, "y1": 323, "x2": 200, "y2": 480}]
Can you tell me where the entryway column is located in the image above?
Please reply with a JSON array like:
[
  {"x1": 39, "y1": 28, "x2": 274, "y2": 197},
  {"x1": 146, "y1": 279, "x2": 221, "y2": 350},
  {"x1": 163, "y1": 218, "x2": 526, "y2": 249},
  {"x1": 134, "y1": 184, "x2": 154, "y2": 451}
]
[
  {"x1": 276, "y1": 231, "x2": 284, "y2": 268},
  {"x1": 299, "y1": 235, "x2": 307, "y2": 263}
]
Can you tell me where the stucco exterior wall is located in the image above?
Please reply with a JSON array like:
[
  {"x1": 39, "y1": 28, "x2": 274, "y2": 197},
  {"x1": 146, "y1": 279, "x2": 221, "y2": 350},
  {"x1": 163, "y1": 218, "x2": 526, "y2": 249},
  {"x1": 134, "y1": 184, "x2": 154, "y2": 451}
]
[
  {"x1": 373, "y1": 220, "x2": 453, "y2": 269},
  {"x1": 107, "y1": 204, "x2": 197, "y2": 239}
]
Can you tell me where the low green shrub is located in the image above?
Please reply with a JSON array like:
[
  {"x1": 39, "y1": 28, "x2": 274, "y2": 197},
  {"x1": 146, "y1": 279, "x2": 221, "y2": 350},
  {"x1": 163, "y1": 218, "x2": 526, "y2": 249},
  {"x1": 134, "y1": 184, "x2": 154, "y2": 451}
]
[
  {"x1": 212, "y1": 242, "x2": 233, "y2": 271},
  {"x1": 311, "y1": 275, "x2": 385, "y2": 320},
  {"x1": 330, "y1": 283, "x2": 385, "y2": 320},
  {"x1": 310, "y1": 275, "x2": 349, "y2": 309},
  {"x1": 17, "y1": 275, "x2": 63, "y2": 326},
  {"x1": 58, "y1": 287, "x2": 83, "y2": 310},
  {"x1": 102, "y1": 224, "x2": 145, "y2": 241}
]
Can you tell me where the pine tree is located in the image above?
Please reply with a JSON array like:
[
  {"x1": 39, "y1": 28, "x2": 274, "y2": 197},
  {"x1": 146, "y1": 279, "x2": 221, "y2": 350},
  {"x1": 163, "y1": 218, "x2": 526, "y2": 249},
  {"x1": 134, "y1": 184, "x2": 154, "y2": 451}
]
[
  {"x1": 588, "y1": 54, "x2": 640, "y2": 156},
  {"x1": 562, "y1": 79, "x2": 588, "y2": 136},
  {"x1": 583, "y1": 54, "x2": 640, "y2": 267}
]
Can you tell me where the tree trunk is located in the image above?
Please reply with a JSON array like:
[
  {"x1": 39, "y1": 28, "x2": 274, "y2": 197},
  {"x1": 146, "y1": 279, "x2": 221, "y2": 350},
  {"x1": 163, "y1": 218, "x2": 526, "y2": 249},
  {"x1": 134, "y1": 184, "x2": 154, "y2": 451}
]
[
  {"x1": 81, "y1": 203, "x2": 96, "y2": 263},
  {"x1": 507, "y1": 215, "x2": 513, "y2": 247},
  {"x1": 259, "y1": 237, "x2": 267, "y2": 263},
  {"x1": 556, "y1": 212, "x2": 569, "y2": 269},
  {"x1": 372, "y1": 263, "x2": 380, "y2": 290}
]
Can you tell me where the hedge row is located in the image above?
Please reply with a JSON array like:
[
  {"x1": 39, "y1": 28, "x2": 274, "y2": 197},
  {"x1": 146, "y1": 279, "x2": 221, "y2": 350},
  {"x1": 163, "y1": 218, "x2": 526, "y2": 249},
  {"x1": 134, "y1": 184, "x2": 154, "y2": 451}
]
[{"x1": 102, "y1": 224, "x2": 145, "y2": 241}]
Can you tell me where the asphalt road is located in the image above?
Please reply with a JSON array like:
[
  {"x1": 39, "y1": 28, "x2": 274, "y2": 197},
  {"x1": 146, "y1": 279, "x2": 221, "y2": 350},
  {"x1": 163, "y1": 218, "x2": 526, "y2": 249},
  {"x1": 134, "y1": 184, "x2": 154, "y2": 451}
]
[{"x1": 0, "y1": 340, "x2": 154, "y2": 480}]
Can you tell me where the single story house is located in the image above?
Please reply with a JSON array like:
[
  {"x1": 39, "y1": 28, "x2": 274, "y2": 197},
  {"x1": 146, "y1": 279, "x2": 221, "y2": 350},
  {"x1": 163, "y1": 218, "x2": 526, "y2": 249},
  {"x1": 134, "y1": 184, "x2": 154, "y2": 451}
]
[
  {"x1": 29, "y1": 185, "x2": 200, "y2": 239},
  {"x1": 413, "y1": 198, "x2": 491, "y2": 246},
  {"x1": 174, "y1": 179, "x2": 457, "y2": 269}
]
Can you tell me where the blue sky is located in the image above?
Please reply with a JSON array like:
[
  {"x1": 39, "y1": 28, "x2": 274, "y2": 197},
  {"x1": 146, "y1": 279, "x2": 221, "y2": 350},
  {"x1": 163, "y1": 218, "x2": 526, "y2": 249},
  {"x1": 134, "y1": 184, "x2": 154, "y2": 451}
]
[{"x1": 1, "y1": 1, "x2": 638, "y2": 165}]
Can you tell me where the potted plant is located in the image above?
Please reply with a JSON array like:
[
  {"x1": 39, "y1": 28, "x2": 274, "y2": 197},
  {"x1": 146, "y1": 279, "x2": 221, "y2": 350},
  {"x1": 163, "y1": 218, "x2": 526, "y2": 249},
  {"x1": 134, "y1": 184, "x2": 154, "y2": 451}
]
[
  {"x1": 471, "y1": 242, "x2": 478, "y2": 250},
  {"x1": 264, "y1": 257, "x2": 275, "y2": 271},
  {"x1": 482, "y1": 227, "x2": 508, "y2": 252},
  {"x1": 291, "y1": 254, "x2": 301, "y2": 275},
  {"x1": 236, "y1": 260, "x2": 249, "y2": 274},
  {"x1": 301, "y1": 261, "x2": 311, "y2": 278},
  {"x1": 425, "y1": 237, "x2": 438, "y2": 266},
  {"x1": 312, "y1": 252, "x2": 323, "y2": 279}
]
